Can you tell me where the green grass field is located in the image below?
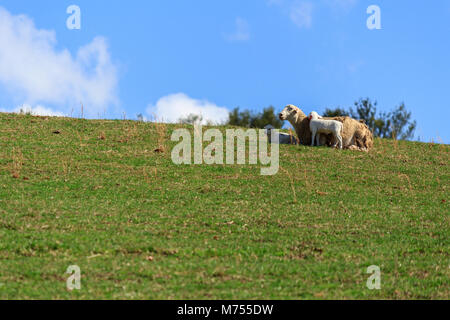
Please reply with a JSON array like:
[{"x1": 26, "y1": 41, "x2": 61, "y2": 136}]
[{"x1": 0, "y1": 112, "x2": 448, "y2": 299}]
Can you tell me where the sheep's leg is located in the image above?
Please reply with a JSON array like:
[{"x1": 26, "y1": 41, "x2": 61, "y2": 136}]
[
  {"x1": 311, "y1": 131, "x2": 316, "y2": 146},
  {"x1": 316, "y1": 134, "x2": 321, "y2": 147},
  {"x1": 338, "y1": 134, "x2": 343, "y2": 149},
  {"x1": 343, "y1": 135, "x2": 353, "y2": 148}
]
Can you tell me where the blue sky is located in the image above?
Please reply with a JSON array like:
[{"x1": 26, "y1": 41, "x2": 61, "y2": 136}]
[{"x1": 0, "y1": 0, "x2": 449, "y2": 142}]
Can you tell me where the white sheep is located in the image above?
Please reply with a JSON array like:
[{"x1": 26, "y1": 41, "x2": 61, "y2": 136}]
[
  {"x1": 264, "y1": 125, "x2": 297, "y2": 145},
  {"x1": 308, "y1": 112, "x2": 343, "y2": 149}
]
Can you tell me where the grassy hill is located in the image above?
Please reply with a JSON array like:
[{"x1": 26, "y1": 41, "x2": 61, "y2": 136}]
[{"x1": 0, "y1": 112, "x2": 448, "y2": 299}]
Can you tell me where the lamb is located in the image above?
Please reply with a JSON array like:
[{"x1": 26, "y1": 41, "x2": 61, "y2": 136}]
[
  {"x1": 308, "y1": 111, "x2": 343, "y2": 149},
  {"x1": 278, "y1": 105, "x2": 374, "y2": 151},
  {"x1": 264, "y1": 125, "x2": 298, "y2": 145}
]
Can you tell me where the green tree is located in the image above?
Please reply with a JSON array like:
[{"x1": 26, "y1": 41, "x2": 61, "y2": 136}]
[
  {"x1": 251, "y1": 106, "x2": 284, "y2": 128},
  {"x1": 387, "y1": 103, "x2": 417, "y2": 140},
  {"x1": 350, "y1": 98, "x2": 416, "y2": 140},
  {"x1": 228, "y1": 108, "x2": 251, "y2": 127},
  {"x1": 322, "y1": 107, "x2": 349, "y2": 117},
  {"x1": 350, "y1": 98, "x2": 378, "y2": 132},
  {"x1": 227, "y1": 106, "x2": 283, "y2": 129}
]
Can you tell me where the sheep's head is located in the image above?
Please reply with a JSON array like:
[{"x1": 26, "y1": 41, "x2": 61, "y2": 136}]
[
  {"x1": 279, "y1": 105, "x2": 301, "y2": 122},
  {"x1": 308, "y1": 111, "x2": 321, "y2": 121}
]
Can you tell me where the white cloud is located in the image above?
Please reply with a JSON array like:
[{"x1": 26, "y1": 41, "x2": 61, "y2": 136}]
[
  {"x1": 224, "y1": 17, "x2": 250, "y2": 42},
  {"x1": 290, "y1": 1, "x2": 314, "y2": 29},
  {"x1": 0, "y1": 7, "x2": 118, "y2": 117},
  {"x1": 0, "y1": 104, "x2": 65, "y2": 117},
  {"x1": 146, "y1": 93, "x2": 229, "y2": 125}
]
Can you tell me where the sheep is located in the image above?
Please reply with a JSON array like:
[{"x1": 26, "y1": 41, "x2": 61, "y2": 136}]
[
  {"x1": 278, "y1": 105, "x2": 374, "y2": 151},
  {"x1": 355, "y1": 121, "x2": 374, "y2": 151},
  {"x1": 264, "y1": 125, "x2": 298, "y2": 145},
  {"x1": 308, "y1": 111, "x2": 343, "y2": 149},
  {"x1": 305, "y1": 112, "x2": 327, "y2": 146}
]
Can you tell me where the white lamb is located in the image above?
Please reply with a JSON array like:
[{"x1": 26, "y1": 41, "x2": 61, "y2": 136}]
[{"x1": 308, "y1": 112, "x2": 343, "y2": 149}]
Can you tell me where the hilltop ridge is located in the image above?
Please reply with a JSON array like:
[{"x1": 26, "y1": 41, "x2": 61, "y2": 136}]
[{"x1": 0, "y1": 113, "x2": 448, "y2": 299}]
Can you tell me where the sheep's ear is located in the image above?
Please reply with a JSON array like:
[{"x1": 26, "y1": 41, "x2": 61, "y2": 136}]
[{"x1": 292, "y1": 109, "x2": 298, "y2": 114}]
